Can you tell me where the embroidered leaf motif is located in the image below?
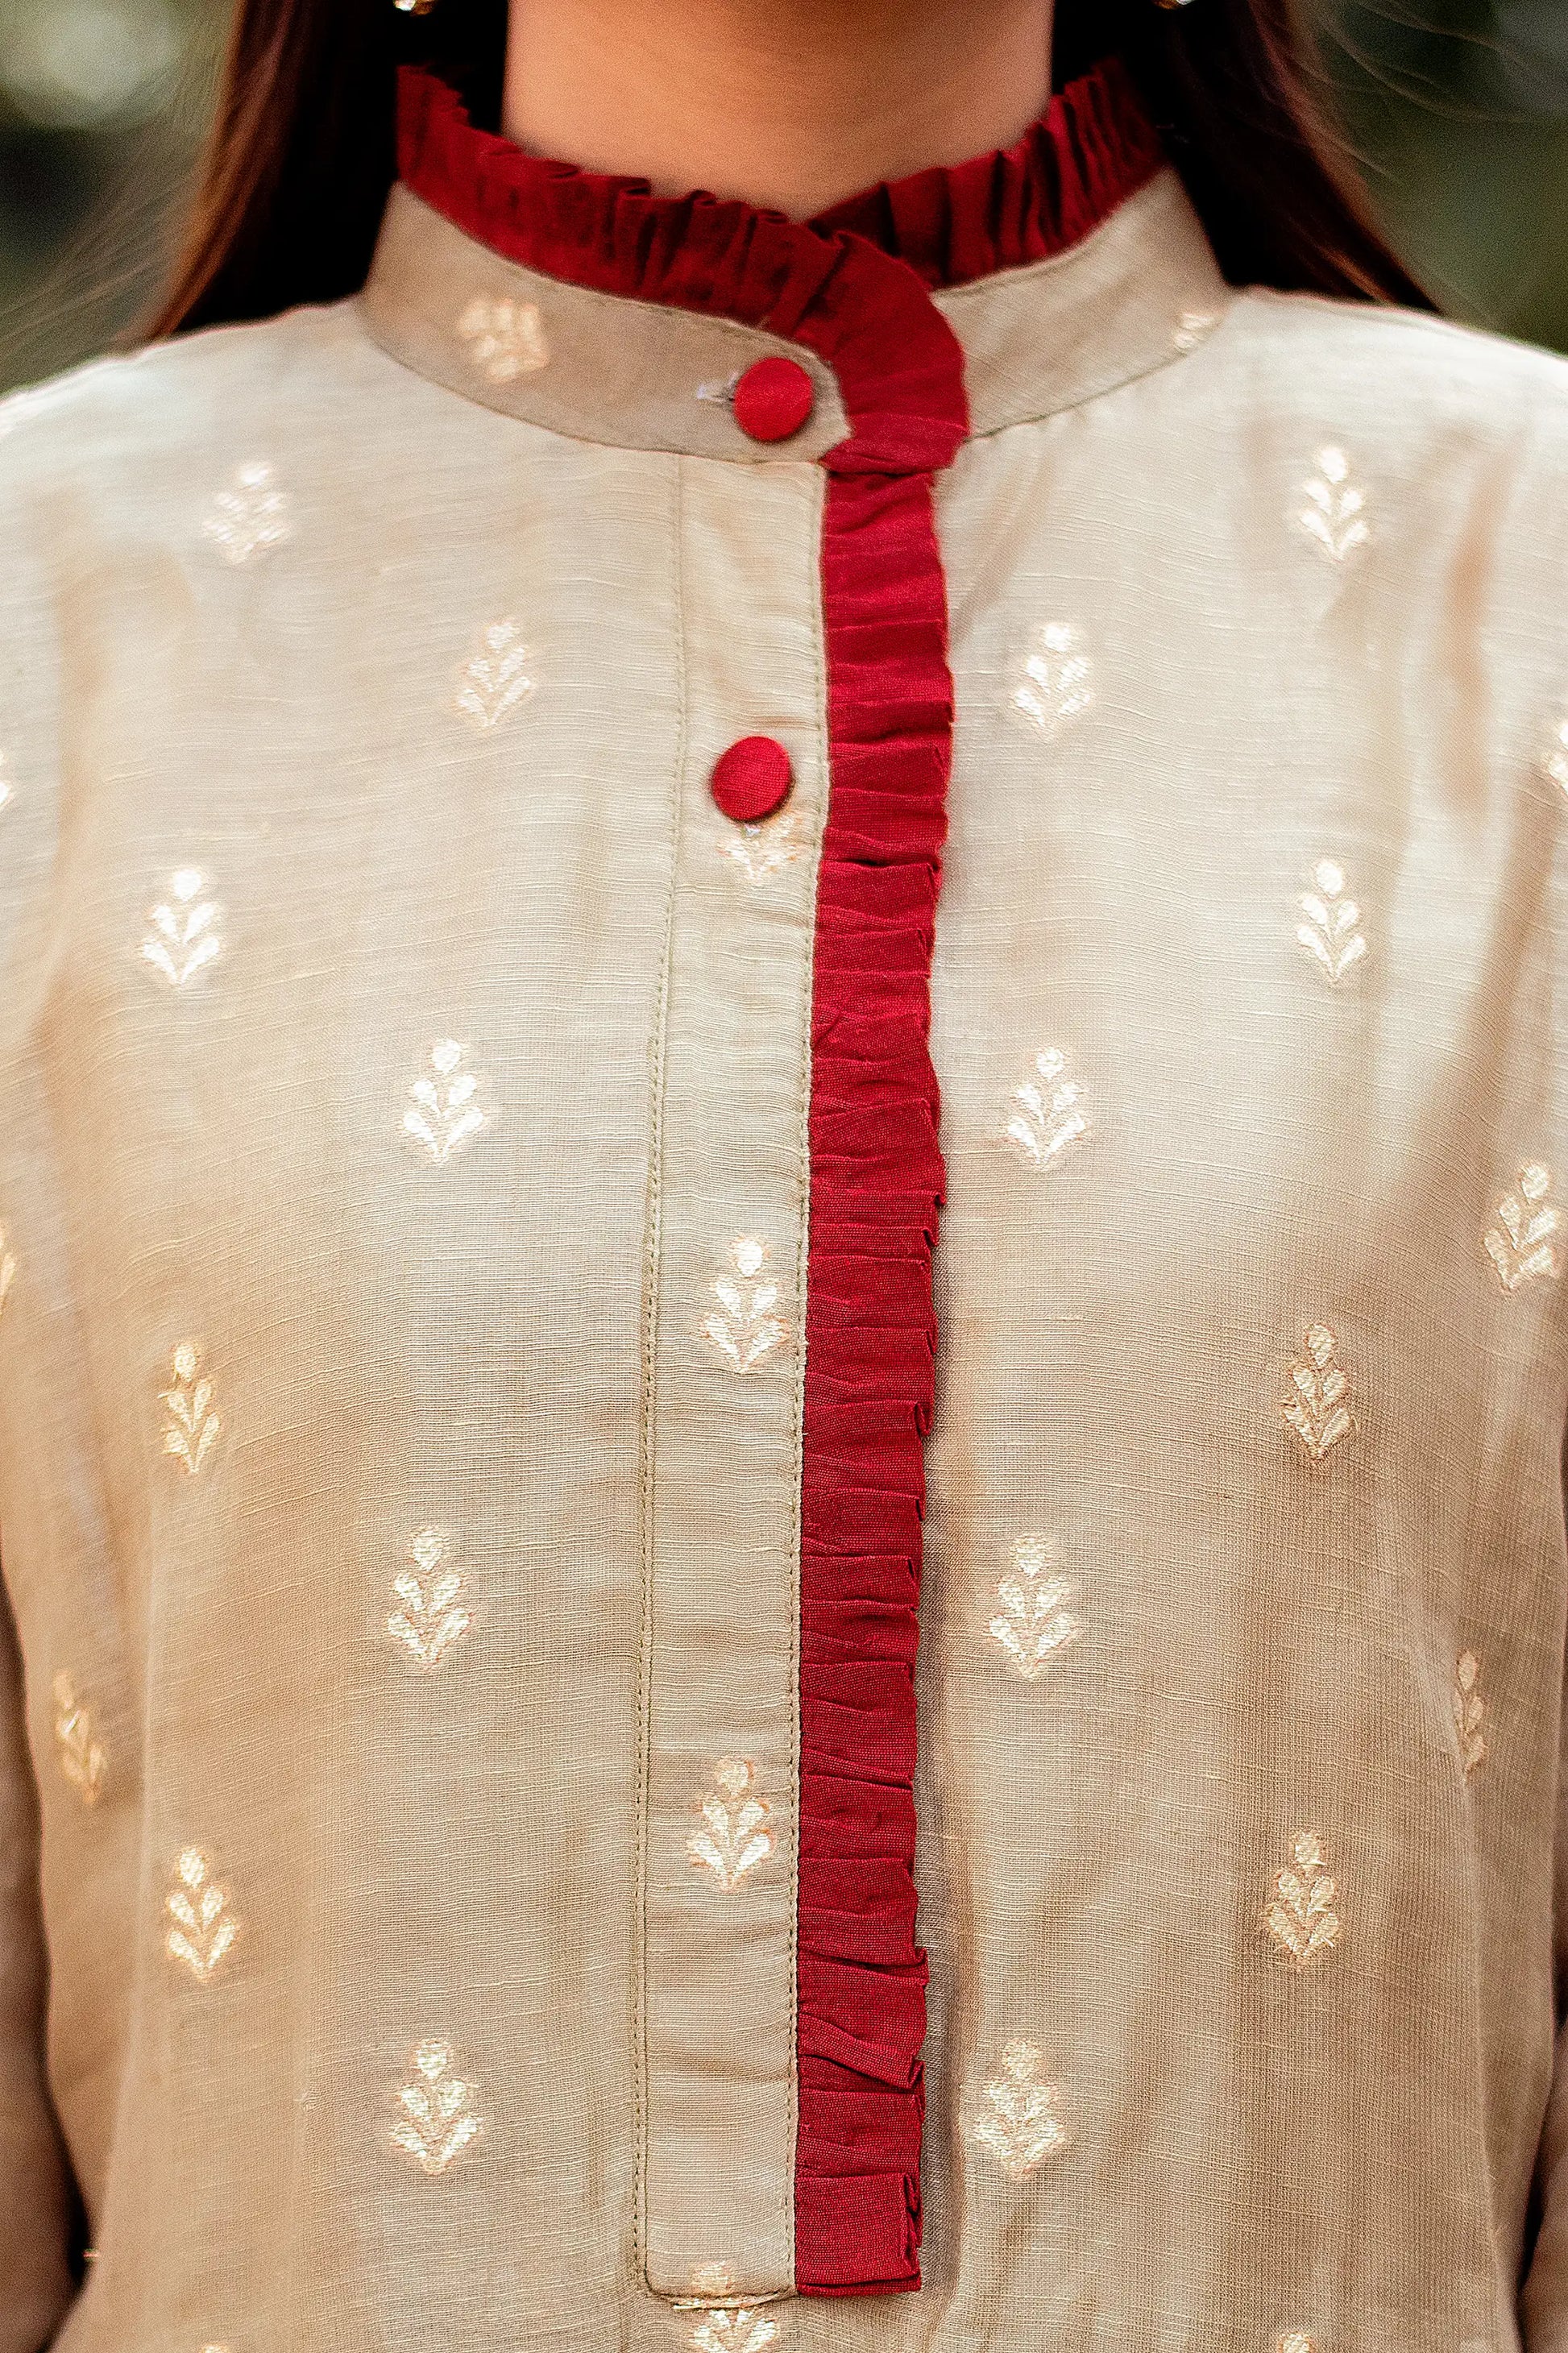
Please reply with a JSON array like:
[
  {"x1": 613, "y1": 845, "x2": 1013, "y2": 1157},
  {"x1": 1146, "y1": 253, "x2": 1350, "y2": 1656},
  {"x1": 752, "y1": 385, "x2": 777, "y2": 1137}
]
[
  {"x1": 684, "y1": 2262, "x2": 740, "y2": 2301},
  {"x1": 455, "y1": 619, "x2": 537, "y2": 730},
  {"x1": 700, "y1": 1237, "x2": 790, "y2": 1373},
  {"x1": 457, "y1": 295, "x2": 550, "y2": 383},
  {"x1": 52, "y1": 1671, "x2": 106, "y2": 1805},
  {"x1": 682, "y1": 2266, "x2": 782, "y2": 2353},
  {"x1": 390, "y1": 2038, "x2": 483, "y2": 2175},
  {"x1": 989, "y1": 1535, "x2": 1081, "y2": 1682},
  {"x1": 1485, "y1": 1164, "x2": 1563, "y2": 1293},
  {"x1": 1296, "y1": 446, "x2": 1370, "y2": 565},
  {"x1": 1263, "y1": 1830, "x2": 1341, "y2": 1969},
  {"x1": 720, "y1": 810, "x2": 803, "y2": 887},
  {"x1": 142, "y1": 869, "x2": 221, "y2": 986},
  {"x1": 165, "y1": 1848, "x2": 239, "y2": 1980},
  {"x1": 388, "y1": 1529, "x2": 473, "y2": 1670},
  {"x1": 688, "y1": 2309, "x2": 781, "y2": 2353},
  {"x1": 203, "y1": 460, "x2": 292, "y2": 566},
  {"x1": 162, "y1": 1342, "x2": 220, "y2": 1475},
  {"x1": 404, "y1": 1040, "x2": 487, "y2": 1164},
  {"x1": 1010, "y1": 622, "x2": 1093, "y2": 737},
  {"x1": 1454, "y1": 1650, "x2": 1487, "y2": 1782},
  {"x1": 1282, "y1": 1325, "x2": 1354, "y2": 1463},
  {"x1": 687, "y1": 1757, "x2": 775, "y2": 1891},
  {"x1": 1006, "y1": 1047, "x2": 1088, "y2": 1169},
  {"x1": 973, "y1": 2040, "x2": 1066, "y2": 2179},
  {"x1": 1172, "y1": 309, "x2": 1220, "y2": 354},
  {"x1": 1296, "y1": 858, "x2": 1366, "y2": 984},
  {"x1": 1545, "y1": 716, "x2": 1568, "y2": 797}
]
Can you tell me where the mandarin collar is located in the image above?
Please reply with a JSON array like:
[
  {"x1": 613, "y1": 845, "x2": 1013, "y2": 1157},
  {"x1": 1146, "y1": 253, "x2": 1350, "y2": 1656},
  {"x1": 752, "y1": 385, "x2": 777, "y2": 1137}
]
[{"x1": 359, "y1": 60, "x2": 1233, "y2": 460}]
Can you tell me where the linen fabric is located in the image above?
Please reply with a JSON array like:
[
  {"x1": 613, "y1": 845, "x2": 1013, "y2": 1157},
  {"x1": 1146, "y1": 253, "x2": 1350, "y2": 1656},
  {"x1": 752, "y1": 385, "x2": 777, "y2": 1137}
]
[{"x1": 1, "y1": 52, "x2": 1568, "y2": 2353}]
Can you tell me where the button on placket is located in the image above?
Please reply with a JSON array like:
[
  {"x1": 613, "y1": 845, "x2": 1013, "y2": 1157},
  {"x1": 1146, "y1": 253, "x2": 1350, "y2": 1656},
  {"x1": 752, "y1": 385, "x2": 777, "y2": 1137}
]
[
  {"x1": 711, "y1": 737, "x2": 794, "y2": 825},
  {"x1": 732, "y1": 357, "x2": 816, "y2": 444}
]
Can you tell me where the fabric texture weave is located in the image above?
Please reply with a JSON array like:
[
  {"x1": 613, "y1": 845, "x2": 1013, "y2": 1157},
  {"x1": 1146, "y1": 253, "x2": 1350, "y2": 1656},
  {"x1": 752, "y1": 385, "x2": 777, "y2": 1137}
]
[{"x1": 0, "y1": 50, "x2": 1566, "y2": 2353}]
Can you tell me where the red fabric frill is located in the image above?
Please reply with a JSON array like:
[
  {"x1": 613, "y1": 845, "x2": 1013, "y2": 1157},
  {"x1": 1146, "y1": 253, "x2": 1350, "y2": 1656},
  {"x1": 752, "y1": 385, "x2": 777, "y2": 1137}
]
[
  {"x1": 813, "y1": 57, "x2": 1164, "y2": 288},
  {"x1": 396, "y1": 63, "x2": 1163, "y2": 2297}
]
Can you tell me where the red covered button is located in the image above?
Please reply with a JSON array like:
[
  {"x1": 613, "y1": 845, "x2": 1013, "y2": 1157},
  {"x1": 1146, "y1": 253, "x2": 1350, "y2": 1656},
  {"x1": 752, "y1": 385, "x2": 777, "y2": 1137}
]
[
  {"x1": 732, "y1": 356, "x2": 815, "y2": 444},
  {"x1": 711, "y1": 737, "x2": 794, "y2": 824}
]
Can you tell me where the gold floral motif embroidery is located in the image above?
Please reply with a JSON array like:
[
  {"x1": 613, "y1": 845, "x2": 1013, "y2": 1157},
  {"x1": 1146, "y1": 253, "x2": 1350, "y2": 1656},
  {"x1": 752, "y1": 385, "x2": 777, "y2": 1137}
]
[
  {"x1": 680, "y1": 2261, "x2": 739, "y2": 2305},
  {"x1": 1172, "y1": 309, "x2": 1220, "y2": 353},
  {"x1": 720, "y1": 810, "x2": 803, "y2": 887},
  {"x1": 141, "y1": 869, "x2": 221, "y2": 986},
  {"x1": 1006, "y1": 1047, "x2": 1088, "y2": 1169},
  {"x1": 390, "y1": 2038, "x2": 483, "y2": 2175},
  {"x1": 456, "y1": 294, "x2": 550, "y2": 382},
  {"x1": 989, "y1": 1536, "x2": 1081, "y2": 1682},
  {"x1": 1485, "y1": 1164, "x2": 1563, "y2": 1293},
  {"x1": 687, "y1": 1757, "x2": 775, "y2": 1890},
  {"x1": 165, "y1": 1848, "x2": 239, "y2": 1980},
  {"x1": 0, "y1": 1226, "x2": 15, "y2": 1318},
  {"x1": 1010, "y1": 622, "x2": 1093, "y2": 737},
  {"x1": 162, "y1": 1342, "x2": 220, "y2": 1475},
  {"x1": 678, "y1": 2265, "x2": 783, "y2": 2348},
  {"x1": 1296, "y1": 859, "x2": 1366, "y2": 984},
  {"x1": 973, "y1": 2040, "x2": 1066, "y2": 2179},
  {"x1": 1296, "y1": 446, "x2": 1370, "y2": 565},
  {"x1": 1281, "y1": 1326, "x2": 1354, "y2": 1463},
  {"x1": 1545, "y1": 716, "x2": 1568, "y2": 796},
  {"x1": 52, "y1": 1671, "x2": 106, "y2": 1805},
  {"x1": 1277, "y1": 2335, "x2": 1319, "y2": 2353},
  {"x1": 689, "y1": 2308, "x2": 781, "y2": 2353},
  {"x1": 1263, "y1": 1831, "x2": 1341, "y2": 1969},
  {"x1": 455, "y1": 619, "x2": 536, "y2": 730},
  {"x1": 1454, "y1": 1650, "x2": 1487, "y2": 1781},
  {"x1": 404, "y1": 1040, "x2": 487, "y2": 1164},
  {"x1": 388, "y1": 1529, "x2": 473, "y2": 1670},
  {"x1": 202, "y1": 460, "x2": 292, "y2": 565},
  {"x1": 700, "y1": 1238, "x2": 789, "y2": 1373}
]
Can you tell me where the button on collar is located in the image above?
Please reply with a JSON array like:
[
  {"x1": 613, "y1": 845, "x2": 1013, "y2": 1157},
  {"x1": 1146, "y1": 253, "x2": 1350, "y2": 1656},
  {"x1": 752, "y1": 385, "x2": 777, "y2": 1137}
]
[
  {"x1": 711, "y1": 737, "x2": 794, "y2": 823},
  {"x1": 732, "y1": 357, "x2": 816, "y2": 444}
]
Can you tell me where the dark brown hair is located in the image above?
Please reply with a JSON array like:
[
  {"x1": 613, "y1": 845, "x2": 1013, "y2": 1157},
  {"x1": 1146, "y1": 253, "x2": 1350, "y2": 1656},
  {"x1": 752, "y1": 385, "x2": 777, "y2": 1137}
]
[{"x1": 150, "y1": 0, "x2": 1430, "y2": 339}]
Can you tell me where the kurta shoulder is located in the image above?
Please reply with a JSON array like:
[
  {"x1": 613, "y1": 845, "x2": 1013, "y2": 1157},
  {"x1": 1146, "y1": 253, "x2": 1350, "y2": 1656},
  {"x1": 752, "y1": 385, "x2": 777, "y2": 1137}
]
[
  {"x1": 0, "y1": 300, "x2": 402, "y2": 955},
  {"x1": 0, "y1": 298, "x2": 390, "y2": 511},
  {"x1": 1222, "y1": 283, "x2": 1568, "y2": 470},
  {"x1": 1154, "y1": 284, "x2": 1568, "y2": 628}
]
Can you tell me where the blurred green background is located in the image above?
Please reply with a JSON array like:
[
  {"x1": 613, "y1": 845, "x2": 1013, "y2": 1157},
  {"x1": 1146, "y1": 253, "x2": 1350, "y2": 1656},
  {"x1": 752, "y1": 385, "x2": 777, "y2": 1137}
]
[{"x1": 1, "y1": 0, "x2": 1566, "y2": 391}]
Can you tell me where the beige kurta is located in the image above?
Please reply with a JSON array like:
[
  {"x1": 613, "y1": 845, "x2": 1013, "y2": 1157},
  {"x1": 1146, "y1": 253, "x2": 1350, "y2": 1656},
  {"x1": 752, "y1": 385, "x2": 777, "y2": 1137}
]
[{"x1": 2, "y1": 73, "x2": 1568, "y2": 2353}]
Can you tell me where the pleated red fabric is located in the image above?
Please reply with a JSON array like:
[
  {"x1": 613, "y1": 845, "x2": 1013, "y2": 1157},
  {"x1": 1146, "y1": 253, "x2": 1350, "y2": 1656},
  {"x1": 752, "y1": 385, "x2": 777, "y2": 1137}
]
[
  {"x1": 398, "y1": 64, "x2": 1162, "y2": 2297},
  {"x1": 794, "y1": 452, "x2": 957, "y2": 2298}
]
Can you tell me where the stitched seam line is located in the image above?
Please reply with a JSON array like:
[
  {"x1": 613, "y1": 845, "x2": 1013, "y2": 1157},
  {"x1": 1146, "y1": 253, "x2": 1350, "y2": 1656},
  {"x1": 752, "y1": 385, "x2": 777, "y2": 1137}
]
[
  {"x1": 784, "y1": 458, "x2": 832, "y2": 2284},
  {"x1": 633, "y1": 449, "x2": 687, "y2": 2291}
]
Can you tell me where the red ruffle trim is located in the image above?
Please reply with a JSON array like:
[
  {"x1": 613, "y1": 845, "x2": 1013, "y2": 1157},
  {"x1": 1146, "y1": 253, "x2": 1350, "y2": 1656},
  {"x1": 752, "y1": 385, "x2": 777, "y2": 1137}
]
[
  {"x1": 813, "y1": 55, "x2": 1164, "y2": 288},
  {"x1": 796, "y1": 454, "x2": 954, "y2": 2296},
  {"x1": 396, "y1": 63, "x2": 1159, "y2": 2297}
]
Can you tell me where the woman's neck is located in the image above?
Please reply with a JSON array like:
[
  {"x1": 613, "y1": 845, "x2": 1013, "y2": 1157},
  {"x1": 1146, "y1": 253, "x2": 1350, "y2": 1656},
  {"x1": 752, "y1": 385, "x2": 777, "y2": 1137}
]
[{"x1": 501, "y1": 0, "x2": 1057, "y2": 218}]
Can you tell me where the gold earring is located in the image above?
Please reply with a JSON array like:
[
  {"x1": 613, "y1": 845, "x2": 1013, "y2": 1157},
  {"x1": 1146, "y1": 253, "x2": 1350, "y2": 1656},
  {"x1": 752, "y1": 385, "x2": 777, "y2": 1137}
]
[{"x1": 392, "y1": 0, "x2": 438, "y2": 15}]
